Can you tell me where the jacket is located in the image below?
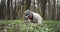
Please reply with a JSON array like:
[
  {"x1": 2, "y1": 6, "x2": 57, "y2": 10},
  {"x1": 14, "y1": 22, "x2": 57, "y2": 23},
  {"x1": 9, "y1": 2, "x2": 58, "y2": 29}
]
[{"x1": 25, "y1": 12, "x2": 43, "y2": 24}]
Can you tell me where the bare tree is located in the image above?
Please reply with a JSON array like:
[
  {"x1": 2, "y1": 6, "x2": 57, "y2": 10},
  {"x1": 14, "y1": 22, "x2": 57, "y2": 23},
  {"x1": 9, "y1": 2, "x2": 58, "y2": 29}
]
[
  {"x1": 40, "y1": 0, "x2": 47, "y2": 20},
  {"x1": 13, "y1": 0, "x2": 16, "y2": 19},
  {"x1": 53, "y1": 0, "x2": 56, "y2": 20},
  {"x1": 24, "y1": 0, "x2": 31, "y2": 10},
  {"x1": 57, "y1": 0, "x2": 60, "y2": 20},
  {"x1": 23, "y1": 0, "x2": 31, "y2": 20},
  {"x1": 10, "y1": 0, "x2": 13, "y2": 19},
  {"x1": 7, "y1": 0, "x2": 10, "y2": 19},
  {"x1": 1, "y1": 0, "x2": 6, "y2": 19}
]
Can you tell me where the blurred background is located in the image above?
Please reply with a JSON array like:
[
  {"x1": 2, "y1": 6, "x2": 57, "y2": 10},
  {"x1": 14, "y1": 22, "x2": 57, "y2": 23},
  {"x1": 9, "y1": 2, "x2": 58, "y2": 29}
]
[
  {"x1": 0, "y1": 0, "x2": 60, "y2": 32},
  {"x1": 0, "y1": 0, "x2": 60, "y2": 21}
]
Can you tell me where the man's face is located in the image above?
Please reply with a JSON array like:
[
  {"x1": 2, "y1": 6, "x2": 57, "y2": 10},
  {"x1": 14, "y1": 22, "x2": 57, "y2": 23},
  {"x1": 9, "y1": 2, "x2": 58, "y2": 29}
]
[{"x1": 28, "y1": 13, "x2": 32, "y2": 19}]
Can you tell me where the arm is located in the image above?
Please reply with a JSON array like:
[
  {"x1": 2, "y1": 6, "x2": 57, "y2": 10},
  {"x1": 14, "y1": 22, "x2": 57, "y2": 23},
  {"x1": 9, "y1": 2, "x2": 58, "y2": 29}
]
[
  {"x1": 25, "y1": 16, "x2": 30, "y2": 23},
  {"x1": 38, "y1": 20, "x2": 42, "y2": 25},
  {"x1": 37, "y1": 14, "x2": 43, "y2": 25}
]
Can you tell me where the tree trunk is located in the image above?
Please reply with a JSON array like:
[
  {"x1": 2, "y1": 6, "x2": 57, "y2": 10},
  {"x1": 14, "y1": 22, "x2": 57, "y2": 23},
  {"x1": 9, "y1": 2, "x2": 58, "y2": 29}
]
[
  {"x1": 53, "y1": 0, "x2": 56, "y2": 20},
  {"x1": 1, "y1": 0, "x2": 5, "y2": 19},
  {"x1": 40, "y1": 0, "x2": 47, "y2": 20},
  {"x1": 13, "y1": 0, "x2": 16, "y2": 19},
  {"x1": 7, "y1": 0, "x2": 10, "y2": 19},
  {"x1": 10, "y1": 0, "x2": 13, "y2": 19},
  {"x1": 24, "y1": 0, "x2": 31, "y2": 10},
  {"x1": 37, "y1": 0, "x2": 42, "y2": 15},
  {"x1": 47, "y1": 0, "x2": 50, "y2": 20},
  {"x1": 57, "y1": 0, "x2": 60, "y2": 21},
  {"x1": 23, "y1": 0, "x2": 31, "y2": 20}
]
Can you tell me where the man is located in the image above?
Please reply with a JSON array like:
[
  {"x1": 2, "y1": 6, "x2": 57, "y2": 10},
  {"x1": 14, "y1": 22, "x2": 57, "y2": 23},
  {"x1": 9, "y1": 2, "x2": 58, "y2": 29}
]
[{"x1": 24, "y1": 9, "x2": 43, "y2": 24}]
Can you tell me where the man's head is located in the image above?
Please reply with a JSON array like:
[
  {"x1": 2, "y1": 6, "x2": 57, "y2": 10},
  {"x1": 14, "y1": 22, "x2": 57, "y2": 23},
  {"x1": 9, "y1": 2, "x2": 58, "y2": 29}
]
[{"x1": 24, "y1": 9, "x2": 32, "y2": 18}]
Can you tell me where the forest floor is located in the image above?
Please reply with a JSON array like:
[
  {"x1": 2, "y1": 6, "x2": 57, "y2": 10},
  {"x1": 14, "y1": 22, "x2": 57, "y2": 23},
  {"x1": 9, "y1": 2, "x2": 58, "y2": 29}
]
[{"x1": 0, "y1": 20, "x2": 60, "y2": 32}]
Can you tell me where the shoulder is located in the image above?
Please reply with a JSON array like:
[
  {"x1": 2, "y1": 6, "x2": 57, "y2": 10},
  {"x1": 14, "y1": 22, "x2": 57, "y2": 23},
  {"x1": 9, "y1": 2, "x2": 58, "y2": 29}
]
[
  {"x1": 31, "y1": 12, "x2": 40, "y2": 16},
  {"x1": 31, "y1": 12, "x2": 43, "y2": 20},
  {"x1": 31, "y1": 12, "x2": 38, "y2": 15}
]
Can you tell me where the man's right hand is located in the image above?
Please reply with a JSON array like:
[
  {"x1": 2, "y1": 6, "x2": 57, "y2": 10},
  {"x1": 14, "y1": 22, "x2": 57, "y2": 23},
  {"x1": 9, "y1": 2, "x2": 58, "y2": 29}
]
[{"x1": 25, "y1": 16, "x2": 28, "y2": 20}]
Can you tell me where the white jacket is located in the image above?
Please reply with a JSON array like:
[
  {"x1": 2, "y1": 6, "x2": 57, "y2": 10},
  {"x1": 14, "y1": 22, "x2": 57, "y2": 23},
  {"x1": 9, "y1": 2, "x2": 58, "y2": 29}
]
[{"x1": 25, "y1": 12, "x2": 43, "y2": 24}]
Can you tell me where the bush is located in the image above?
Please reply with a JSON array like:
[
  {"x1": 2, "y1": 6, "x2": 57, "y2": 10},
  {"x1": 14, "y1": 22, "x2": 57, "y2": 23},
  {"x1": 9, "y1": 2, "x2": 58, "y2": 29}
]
[{"x1": 0, "y1": 20, "x2": 60, "y2": 32}]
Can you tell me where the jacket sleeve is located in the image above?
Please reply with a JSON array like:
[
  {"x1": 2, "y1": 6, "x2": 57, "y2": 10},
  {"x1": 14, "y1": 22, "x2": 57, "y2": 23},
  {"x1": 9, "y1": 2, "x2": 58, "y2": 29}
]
[
  {"x1": 37, "y1": 14, "x2": 43, "y2": 24},
  {"x1": 38, "y1": 20, "x2": 42, "y2": 25}
]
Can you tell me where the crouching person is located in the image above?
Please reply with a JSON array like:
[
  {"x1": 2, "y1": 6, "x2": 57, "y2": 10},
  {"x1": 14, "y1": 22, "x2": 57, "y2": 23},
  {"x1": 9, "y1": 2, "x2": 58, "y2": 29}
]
[{"x1": 24, "y1": 9, "x2": 43, "y2": 25}]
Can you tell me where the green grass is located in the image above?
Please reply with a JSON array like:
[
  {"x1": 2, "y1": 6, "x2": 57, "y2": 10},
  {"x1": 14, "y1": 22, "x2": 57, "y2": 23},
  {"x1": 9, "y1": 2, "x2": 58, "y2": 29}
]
[
  {"x1": 0, "y1": 20, "x2": 60, "y2": 32},
  {"x1": 44, "y1": 20, "x2": 60, "y2": 32}
]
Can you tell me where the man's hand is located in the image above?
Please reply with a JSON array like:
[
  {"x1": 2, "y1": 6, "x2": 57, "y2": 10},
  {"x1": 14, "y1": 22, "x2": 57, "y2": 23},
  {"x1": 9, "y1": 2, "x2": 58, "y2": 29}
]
[
  {"x1": 38, "y1": 20, "x2": 42, "y2": 25},
  {"x1": 25, "y1": 16, "x2": 28, "y2": 20},
  {"x1": 25, "y1": 16, "x2": 31, "y2": 23}
]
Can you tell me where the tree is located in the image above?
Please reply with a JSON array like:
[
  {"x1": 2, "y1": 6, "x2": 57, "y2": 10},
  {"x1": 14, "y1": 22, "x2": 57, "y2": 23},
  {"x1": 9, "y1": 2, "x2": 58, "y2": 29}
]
[
  {"x1": 57, "y1": 0, "x2": 60, "y2": 20},
  {"x1": 53, "y1": 0, "x2": 56, "y2": 20},
  {"x1": 46, "y1": 0, "x2": 50, "y2": 20},
  {"x1": 7, "y1": 0, "x2": 10, "y2": 19},
  {"x1": 24, "y1": 0, "x2": 31, "y2": 10},
  {"x1": 0, "y1": 0, "x2": 6, "y2": 19},
  {"x1": 10, "y1": 0, "x2": 13, "y2": 19},
  {"x1": 40, "y1": 0, "x2": 47, "y2": 20},
  {"x1": 23, "y1": 0, "x2": 31, "y2": 20},
  {"x1": 13, "y1": 0, "x2": 16, "y2": 19}
]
